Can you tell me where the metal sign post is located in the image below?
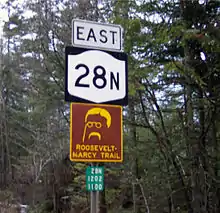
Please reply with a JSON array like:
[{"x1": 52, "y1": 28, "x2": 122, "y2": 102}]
[
  {"x1": 66, "y1": 19, "x2": 127, "y2": 213},
  {"x1": 90, "y1": 163, "x2": 99, "y2": 213},
  {"x1": 90, "y1": 190, "x2": 99, "y2": 213}
]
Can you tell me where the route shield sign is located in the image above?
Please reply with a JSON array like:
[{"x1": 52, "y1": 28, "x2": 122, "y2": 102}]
[
  {"x1": 65, "y1": 46, "x2": 128, "y2": 106},
  {"x1": 70, "y1": 103, "x2": 123, "y2": 162}
]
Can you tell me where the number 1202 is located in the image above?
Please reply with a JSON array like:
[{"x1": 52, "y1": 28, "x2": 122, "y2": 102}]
[
  {"x1": 87, "y1": 175, "x2": 102, "y2": 182},
  {"x1": 74, "y1": 63, "x2": 120, "y2": 90}
]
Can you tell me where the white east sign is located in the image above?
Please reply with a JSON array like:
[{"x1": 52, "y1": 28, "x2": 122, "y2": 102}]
[
  {"x1": 65, "y1": 46, "x2": 128, "y2": 106},
  {"x1": 72, "y1": 19, "x2": 123, "y2": 52}
]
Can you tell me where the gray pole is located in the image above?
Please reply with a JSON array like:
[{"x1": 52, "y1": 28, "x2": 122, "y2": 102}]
[
  {"x1": 90, "y1": 164, "x2": 99, "y2": 213},
  {"x1": 96, "y1": 191, "x2": 99, "y2": 213},
  {"x1": 90, "y1": 191, "x2": 97, "y2": 213}
]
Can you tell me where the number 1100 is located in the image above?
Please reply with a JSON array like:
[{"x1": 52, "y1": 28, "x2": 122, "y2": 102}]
[{"x1": 87, "y1": 183, "x2": 103, "y2": 191}]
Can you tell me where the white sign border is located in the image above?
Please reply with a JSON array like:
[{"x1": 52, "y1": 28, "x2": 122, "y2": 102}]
[{"x1": 72, "y1": 19, "x2": 123, "y2": 52}]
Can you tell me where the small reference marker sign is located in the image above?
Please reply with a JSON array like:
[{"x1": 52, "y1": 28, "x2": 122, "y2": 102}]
[{"x1": 86, "y1": 166, "x2": 104, "y2": 191}]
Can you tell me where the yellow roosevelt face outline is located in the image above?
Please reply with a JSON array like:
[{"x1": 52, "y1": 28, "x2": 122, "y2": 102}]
[{"x1": 82, "y1": 107, "x2": 111, "y2": 143}]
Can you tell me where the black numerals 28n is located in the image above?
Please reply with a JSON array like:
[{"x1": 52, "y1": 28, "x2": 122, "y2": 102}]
[
  {"x1": 74, "y1": 63, "x2": 119, "y2": 90},
  {"x1": 75, "y1": 64, "x2": 89, "y2": 87},
  {"x1": 93, "y1": 66, "x2": 107, "y2": 89}
]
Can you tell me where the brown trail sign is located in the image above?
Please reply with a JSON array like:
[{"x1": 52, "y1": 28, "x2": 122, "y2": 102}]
[{"x1": 70, "y1": 103, "x2": 123, "y2": 162}]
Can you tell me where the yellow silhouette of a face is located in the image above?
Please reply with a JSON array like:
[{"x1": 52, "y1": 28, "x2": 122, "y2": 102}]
[{"x1": 82, "y1": 107, "x2": 111, "y2": 143}]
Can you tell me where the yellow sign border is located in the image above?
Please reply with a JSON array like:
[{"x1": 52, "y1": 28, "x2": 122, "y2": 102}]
[{"x1": 69, "y1": 102, "x2": 123, "y2": 162}]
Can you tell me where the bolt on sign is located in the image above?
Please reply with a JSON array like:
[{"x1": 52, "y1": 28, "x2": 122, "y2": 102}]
[
  {"x1": 70, "y1": 103, "x2": 123, "y2": 162},
  {"x1": 86, "y1": 166, "x2": 104, "y2": 191}
]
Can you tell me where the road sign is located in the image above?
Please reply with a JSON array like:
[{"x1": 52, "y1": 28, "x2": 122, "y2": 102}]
[
  {"x1": 72, "y1": 19, "x2": 123, "y2": 52},
  {"x1": 65, "y1": 46, "x2": 128, "y2": 106},
  {"x1": 86, "y1": 166, "x2": 104, "y2": 191},
  {"x1": 70, "y1": 103, "x2": 123, "y2": 162}
]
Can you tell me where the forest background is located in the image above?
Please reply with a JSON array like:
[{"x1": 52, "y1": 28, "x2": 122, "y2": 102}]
[{"x1": 0, "y1": 0, "x2": 220, "y2": 213}]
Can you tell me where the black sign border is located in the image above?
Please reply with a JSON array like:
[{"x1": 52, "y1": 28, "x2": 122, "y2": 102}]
[{"x1": 65, "y1": 46, "x2": 128, "y2": 106}]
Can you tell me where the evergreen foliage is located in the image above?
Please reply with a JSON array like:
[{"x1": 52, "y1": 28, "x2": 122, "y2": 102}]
[{"x1": 0, "y1": 0, "x2": 219, "y2": 212}]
